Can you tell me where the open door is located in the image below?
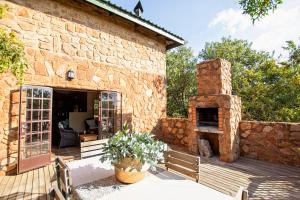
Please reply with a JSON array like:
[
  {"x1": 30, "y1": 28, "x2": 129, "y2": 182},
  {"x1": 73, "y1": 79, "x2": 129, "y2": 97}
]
[
  {"x1": 18, "y1": 86, "x2": 53, "y2": 174},
  {"x1": 98, "y1": 91, "x2": 122, "y2": 139}
]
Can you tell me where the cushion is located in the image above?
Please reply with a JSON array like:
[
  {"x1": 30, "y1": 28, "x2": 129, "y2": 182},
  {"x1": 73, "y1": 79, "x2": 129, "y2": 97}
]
[
  {"x1": 86, "y1": 119, "x2": 97, "y2": 128},
  {"x1": 66, "y1": 156, "x2": 114, "y2": 187}
]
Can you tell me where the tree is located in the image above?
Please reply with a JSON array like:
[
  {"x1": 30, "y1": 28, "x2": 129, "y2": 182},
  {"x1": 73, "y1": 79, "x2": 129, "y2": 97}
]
[
  {"x1": 239, "y1": 0, "x2": 283, "y2": 22},
  {"x1": 281, "y1": 40, "x2": 300, "y2": 67},
  {"x1": 166, "y1": 46, "x2": 197, "y2": 117},
  {"x1": 199, "y1": 37, "x2": 300, "y2": 122}
]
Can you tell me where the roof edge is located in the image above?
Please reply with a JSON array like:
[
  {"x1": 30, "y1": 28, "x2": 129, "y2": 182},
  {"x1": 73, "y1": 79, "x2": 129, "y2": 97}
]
[{"x1": 84, "y1": 0, "x2": 185, "y2": 48}]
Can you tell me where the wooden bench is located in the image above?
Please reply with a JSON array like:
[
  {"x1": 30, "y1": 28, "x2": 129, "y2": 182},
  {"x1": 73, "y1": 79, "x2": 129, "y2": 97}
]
[
  {"x1": 80, "y1": 139, "x2": 108, "y2": 159},
  {"x1": 234, "y1": 187, "x2": 249, "y2": 200},
  {"x1": 50, "y1": 157, "x2": 72, "y2": 200},
  {"x1": 164, "y1": 150, "x2": 200, "y2": 182}
]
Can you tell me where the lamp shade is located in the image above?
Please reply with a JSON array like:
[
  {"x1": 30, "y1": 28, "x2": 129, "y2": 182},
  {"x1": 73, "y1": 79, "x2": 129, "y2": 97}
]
[{"x1": 67, "y1": 69, "x2": 75, "y2": 80}]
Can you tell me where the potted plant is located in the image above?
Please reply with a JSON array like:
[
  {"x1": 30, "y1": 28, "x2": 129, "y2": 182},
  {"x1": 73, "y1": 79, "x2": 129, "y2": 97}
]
[{"x1": 100, "y1": 123, "x2": 166, "y2": 184}]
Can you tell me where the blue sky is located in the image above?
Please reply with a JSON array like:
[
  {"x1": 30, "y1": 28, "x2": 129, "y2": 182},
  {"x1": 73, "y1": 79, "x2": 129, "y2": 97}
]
[{"x1": 110, "y1": 0, "x2": 300, "y2": 58}]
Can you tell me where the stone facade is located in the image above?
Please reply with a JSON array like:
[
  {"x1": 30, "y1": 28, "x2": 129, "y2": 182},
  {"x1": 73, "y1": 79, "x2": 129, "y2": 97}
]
[
  {"x1": 188, "y1": 95, "x2": 241, "y2": 162},
  {"x1": 240, "y1": 121, "x2": 300, "y2": 167},
  {"x1": 197, "y1": 59, "x2": 231, "y2": 96},
  {"x1": 0, "y1": 0, "x2": 169, "y2": 174}
]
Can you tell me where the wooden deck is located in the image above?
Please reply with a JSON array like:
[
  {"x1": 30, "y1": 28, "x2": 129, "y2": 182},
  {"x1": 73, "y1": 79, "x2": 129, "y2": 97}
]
[{"x1": 0, "y1": 154, "x2": 299, "y2": 200}]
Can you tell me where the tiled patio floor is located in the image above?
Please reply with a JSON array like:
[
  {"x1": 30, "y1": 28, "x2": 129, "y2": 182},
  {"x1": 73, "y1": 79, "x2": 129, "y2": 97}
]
[{"x1": 0, "y1": 148, "x2": 299, "y2": 200}]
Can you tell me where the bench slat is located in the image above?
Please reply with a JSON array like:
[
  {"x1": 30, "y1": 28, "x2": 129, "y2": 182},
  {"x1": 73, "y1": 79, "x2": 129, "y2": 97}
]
[
  {"x1": 167, "y1": 156, "x2": 198, "y2": 171},
  {"x1": 81, "y1": 149, "x2": 103, "y2": 159},
  {"x1": 166, "y1": 150, "x2": 199, "y2": 164},
  {"x1": 166, "y1": 163, "x2": 198, "y2": 180},
  {"x1": 81, "y1": 144, "x2": 104, "y2": 153},
  {"x1": 80, "y1": 139, "x2": 108, "y2": 148}
]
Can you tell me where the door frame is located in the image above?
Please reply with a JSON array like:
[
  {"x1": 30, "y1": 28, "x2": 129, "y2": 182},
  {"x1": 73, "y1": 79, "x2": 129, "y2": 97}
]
[{"x1": 17, "y1": 85, "x2": 53, "y2": 174}]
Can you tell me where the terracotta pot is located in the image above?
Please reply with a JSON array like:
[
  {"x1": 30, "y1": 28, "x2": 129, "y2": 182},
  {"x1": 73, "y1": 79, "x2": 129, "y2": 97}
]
[{"x1": 114, "y1": 157, "x2": 148, "y2": 184}]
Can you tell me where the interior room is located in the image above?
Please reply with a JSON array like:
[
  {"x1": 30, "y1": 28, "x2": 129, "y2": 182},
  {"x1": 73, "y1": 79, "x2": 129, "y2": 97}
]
[{"x1": 51, "y1": 89, "x2": 99, "y2": 148}]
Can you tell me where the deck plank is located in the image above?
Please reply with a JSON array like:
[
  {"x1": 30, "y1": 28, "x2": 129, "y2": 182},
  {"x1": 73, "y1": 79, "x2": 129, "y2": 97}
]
[
  {"x1": 1, "y1": 147, "x2": 299, "y2": 200},
  {"x1": 16, "y1": 172, "x2": 28, "y2": 200},
  {"x1": 0, "y1": 176, "x2": 10, "y2": 197},
  {"x1": 31, "y1": 168, "x2": 39, "y2": 200},
  {"x1": 43, "y1": 165, "x2": 51, "y2": 200},
  {"x1": 1, "y1": 175, "x2": 16, "y2": 199},
  {"x1": 38, "y1": 167, "x2": 47, "y2": 200},
  {"x1": 7, "y1": 173, "x2": 22, "y2": 200},
  {"x1": 23, "y1": 170, "x2": 33, "y2": 200}
]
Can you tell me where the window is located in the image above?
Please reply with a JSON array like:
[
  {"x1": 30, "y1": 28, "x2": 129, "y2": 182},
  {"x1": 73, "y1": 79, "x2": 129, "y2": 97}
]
[{"x1": 99, "y1": 91, "x2": 122, "y2": 138}]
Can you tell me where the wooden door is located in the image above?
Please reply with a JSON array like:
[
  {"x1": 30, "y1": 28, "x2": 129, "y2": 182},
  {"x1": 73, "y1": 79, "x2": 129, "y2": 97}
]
[
  {"x1": 98, "y1": 91, "x2": 122, "y2": 139},
  {"x1": 18, "y1": 86, "x2": 53, "y2": 174}
]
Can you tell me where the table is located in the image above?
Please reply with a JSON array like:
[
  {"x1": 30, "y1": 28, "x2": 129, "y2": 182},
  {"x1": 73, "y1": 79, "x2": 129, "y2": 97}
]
[
  {"x1": 67, "y1": 158, "x2": 233, "y2": 200},
  {"x1": 79, "y1": 134, "x2": 98, "y2": 142}
]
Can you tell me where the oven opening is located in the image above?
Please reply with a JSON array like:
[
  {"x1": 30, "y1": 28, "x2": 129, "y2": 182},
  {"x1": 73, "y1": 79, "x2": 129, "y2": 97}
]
[{"x1": 196, "y1": 107, "x2": 218, "y2": 127}]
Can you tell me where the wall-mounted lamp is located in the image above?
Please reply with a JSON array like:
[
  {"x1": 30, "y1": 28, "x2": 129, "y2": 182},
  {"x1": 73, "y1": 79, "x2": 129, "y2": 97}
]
[{"x1": 67, "y1": 69, "x2": 75, "y2": 80}]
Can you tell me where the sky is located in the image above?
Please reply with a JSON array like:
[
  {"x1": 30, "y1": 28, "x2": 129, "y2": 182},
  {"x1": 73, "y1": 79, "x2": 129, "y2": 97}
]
[{"x1": 109, "y1": 0, "x2": 300, "y2": 59}]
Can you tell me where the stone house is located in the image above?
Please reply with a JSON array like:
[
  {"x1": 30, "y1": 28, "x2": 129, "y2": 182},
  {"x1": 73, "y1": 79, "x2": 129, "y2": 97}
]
[{"x1": 0, "y1": 0, "x2": 184, "y2": 174}]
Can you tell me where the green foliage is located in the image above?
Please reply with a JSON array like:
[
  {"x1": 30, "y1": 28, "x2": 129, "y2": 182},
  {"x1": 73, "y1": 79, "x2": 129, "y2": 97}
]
[
  {"x1": 0, "y1": 30, "x2": 27, "y2": 84},
  {"x1": 100, "y1": 123, "x2": 166, "y2": 168},
  {"x1": 239, "y1": 0, "x2": 283, "y2": 22},
  {"x1": 166, "y1": 46, "x2": 197, "y2": 117},
  {"x1": 281, "y1": 40, "x2": 300, "y2": 67},
  {"x1": 199, "y1": 37, "x2": 300, "y2": 122},
  {"x1": 0, "y1": 4, "x2": 27, "y2": 84},
  {"x1": 0, "y1": 4, "x2": 8, "y2": 19}
]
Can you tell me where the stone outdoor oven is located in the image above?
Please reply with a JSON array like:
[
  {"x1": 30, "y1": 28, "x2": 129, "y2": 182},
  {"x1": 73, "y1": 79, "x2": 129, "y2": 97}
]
[{"x1": 187, "y1": 58, "x2": 241, "y2": 162}]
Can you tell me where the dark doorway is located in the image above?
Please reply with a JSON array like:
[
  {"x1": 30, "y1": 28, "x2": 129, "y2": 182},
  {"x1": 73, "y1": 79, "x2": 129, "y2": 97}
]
[{"x1": 52, "y1": 89, "x2": 98, "y2": 147}]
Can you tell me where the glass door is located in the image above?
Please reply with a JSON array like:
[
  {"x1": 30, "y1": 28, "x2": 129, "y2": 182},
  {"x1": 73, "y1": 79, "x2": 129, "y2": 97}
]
[
  {"x1": 18, "y1": 86, "x2": 52, "y2": 174},
  {"x1": 98, "y1": 91, "x2": 122, "y2": 139}
]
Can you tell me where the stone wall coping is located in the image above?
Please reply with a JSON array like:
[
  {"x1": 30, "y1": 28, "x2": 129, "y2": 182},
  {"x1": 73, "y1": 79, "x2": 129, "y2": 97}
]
[
  {"x1": 197, "y1": 58, "x2": 222, "y2": 67},
  {"x1": 240, "y1": 121, "x2": 300, "y2": 125},
  {"x1": 162, "y1": 117, "x2": 189, "y2": 121}
]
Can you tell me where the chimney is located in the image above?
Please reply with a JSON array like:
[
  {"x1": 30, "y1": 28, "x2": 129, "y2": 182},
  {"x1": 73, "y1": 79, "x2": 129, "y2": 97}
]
[{"x1": 134, "y1": 1, "x2": 144, "y2": 17}]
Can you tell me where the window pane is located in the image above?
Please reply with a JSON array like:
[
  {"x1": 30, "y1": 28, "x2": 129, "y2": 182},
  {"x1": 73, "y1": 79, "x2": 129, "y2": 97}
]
[
  {"x1": 26, "y1": 111, "x2": 31, "y2": 121},
  {"x1": 109, "y1": 110, "x2": 115, "y2": 118},
  {"x1": 108, "y1": 101, "x2": 115, "y2": 109},
  {"x1": 101, "y1": 118, "x2": 108, "y2": 132},
  {"x1": 25, "y1": 146, "x2": 31, "y2": 158},
  {"x1": 32, "y1": 133, "x2": 40, "y2": 143},
  {"x1": 102, "y1": 101, "x2": 108, "y2": 109},
  {"x1": 42, "y1": 132, "x2": 49, "y2": 142},
  {"x1": 31, "y1": 145, "x2": 40, "y2": 156},
  {"x1": 26, "y1": 99, "x2": 32, "y2": 109},
  {"x1": 32, "y1": 111, "x2": 41, "y2": 120},
  {"x1": 43, "y1": 100, "x2": 50, "y2": 109},
  {"x1": 32, "y1": 122, "x2": 40, "y2": 132},
  {"x1": 26, "y1": 123, "x2": 31, "y2": 133},
  {"x1": 26, "y1": 89, "x2": 32, "y2": 97},
  {"x1": 43, "y1": 89, "x2": 51, "y2": 98},
  {"x1": 42, "y1": 121, "x2": 50, "y2": 131},
  {"x1": 43, "y1": 111, "x2": 49, "y2": 120},
  {"x1": 41, "y1": 143, "x2": 49, "y2": 154},
  {"x1": 25, "y1": 135, "x2": 31, "y2": 144},
  {"x1": 108, "y1": 93, "x2": 116, "y2": 101},
  {"x1": 108, "y1": 118, "x2": 115, "y2": 127},
  {"x1": 33, "y1": 99, "x2": 41, "y2": 109},
  {"x1": 101, "y1": 93, "x2": 108, "y2": 101},
  {"x1": 33, "y1": 88, "x2": 42, "y2": 98},
  {"x1": 102, "y1": 110, "x2": 108, "y2": 118}
]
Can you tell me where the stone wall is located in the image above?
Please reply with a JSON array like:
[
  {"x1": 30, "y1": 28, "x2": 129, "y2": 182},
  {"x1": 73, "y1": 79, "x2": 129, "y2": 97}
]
[
  {"x1": 240, "y1": 121, "x2": 300, "y2": 167},
  {"x1": 0, "y1": 0, "x2": 167, "y2": 174},
  {"x1": 162, "y1": 118, "x2": 189, "y2": 147}
]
